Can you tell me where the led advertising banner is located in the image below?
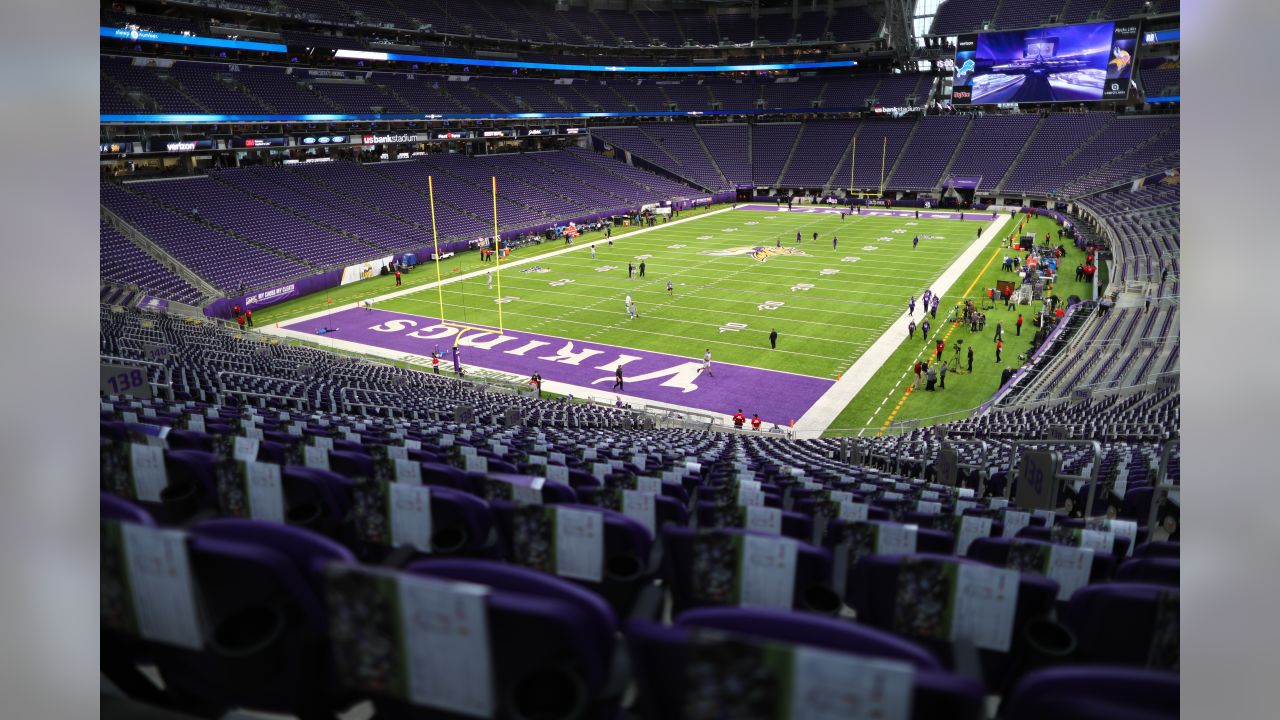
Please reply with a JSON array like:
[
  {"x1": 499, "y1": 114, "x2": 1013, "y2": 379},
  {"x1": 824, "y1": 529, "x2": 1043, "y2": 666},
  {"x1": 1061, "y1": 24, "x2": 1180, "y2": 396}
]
[
  {"x1": 952, "y1": 21, "x2": 1140, "y2": 104},
  {"x1": 147, "y1": 138, "x2": 216, "y2": 152},
  {"x1": 100, "y1": 27, "x2": 286, "y2": 53},
  {"x1": 333, "y1": 49, "x2": 855, "y2": 74},
  {"x1": 297, "y1": 134, "x2": 352, "y2": 145},
  {"x1": 230, "y1": 137, "x2": 287, "y2": 148}
]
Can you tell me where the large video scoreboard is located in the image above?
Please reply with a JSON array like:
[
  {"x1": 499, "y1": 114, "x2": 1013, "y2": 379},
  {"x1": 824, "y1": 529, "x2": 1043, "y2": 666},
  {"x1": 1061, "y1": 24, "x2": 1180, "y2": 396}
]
[{"x1": 951, "y1": 21, "x2": 1141, "y2": 105}]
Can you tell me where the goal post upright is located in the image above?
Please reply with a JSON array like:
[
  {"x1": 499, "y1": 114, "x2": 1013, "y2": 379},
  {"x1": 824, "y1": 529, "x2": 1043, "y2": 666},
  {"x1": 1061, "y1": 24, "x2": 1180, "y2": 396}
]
[
  {"x1": 848, "y1": 132, "x2": 856, "y2": 200},
  {"x1": 491, "y1": 176, "x2": 504, "y2": 336},
  {"x1": 428, "y1": 175, "x2": 447, "y2": 324}
]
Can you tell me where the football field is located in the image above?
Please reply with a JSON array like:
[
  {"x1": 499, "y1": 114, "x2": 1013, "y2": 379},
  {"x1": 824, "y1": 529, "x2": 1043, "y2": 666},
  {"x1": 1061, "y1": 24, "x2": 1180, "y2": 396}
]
[{"x1": 268, "y1": 204, "x2": 1012, "y2": 430}]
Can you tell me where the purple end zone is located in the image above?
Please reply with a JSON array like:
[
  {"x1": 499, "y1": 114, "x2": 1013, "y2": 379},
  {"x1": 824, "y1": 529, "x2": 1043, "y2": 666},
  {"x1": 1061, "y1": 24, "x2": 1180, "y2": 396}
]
[
  {"x1": 734, "y1": 204, "x2": 992, "y2": 221},
  {"x1": 285, "y1": 308, "x2": 833, "y2": 425}
]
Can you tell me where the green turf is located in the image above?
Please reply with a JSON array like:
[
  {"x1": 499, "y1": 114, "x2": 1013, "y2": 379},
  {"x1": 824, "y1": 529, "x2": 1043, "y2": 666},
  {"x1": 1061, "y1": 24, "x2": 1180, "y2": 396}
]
[
  {"x1": 259, "y1": 205, "x2": 1092, "y2": 433},
  {"x1": 372, "y1": 208, "x2": 981, "y2": 380},
  {"x1": 826, "y1": 214, "x2": 1096, "y2": 434}
]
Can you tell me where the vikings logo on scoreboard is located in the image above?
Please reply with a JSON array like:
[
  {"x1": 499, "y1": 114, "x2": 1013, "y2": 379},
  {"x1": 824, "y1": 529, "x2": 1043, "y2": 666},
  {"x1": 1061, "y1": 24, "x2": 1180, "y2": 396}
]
[{"x1": 699, "y1": 246, "x2": 810, "y2": 263}]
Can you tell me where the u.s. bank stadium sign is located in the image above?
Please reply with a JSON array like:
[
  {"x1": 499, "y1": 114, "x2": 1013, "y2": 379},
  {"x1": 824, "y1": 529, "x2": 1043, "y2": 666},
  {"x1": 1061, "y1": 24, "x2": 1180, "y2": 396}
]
[{"x1": 362, "y1": 133, "x2": 421, "y2": 144}]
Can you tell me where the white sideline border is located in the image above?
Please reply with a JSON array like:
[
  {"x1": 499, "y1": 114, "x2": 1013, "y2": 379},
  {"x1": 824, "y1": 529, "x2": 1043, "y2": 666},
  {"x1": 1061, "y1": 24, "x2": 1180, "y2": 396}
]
[{"x1": 790, "y1": 213, "x2": 1016, "y2": 437}]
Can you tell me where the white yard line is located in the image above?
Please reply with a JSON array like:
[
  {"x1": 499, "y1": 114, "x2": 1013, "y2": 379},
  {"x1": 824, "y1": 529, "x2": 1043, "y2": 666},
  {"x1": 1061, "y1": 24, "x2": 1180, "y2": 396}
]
[{"x1": 790, "y1": 215, "x2": 1016, "y2": 438}]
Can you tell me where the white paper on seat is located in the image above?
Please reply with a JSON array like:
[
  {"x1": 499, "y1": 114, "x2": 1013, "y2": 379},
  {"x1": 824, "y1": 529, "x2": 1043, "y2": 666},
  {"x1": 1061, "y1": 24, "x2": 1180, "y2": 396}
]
[
  {"x1": 876, "y1": 523, "x2": 918, "y2": 555},
  {"x1": 464, "y1": 454, "x2": 488, "y2": 474},
  {"x1": 916, "y1": 501, "x2": 942, "y2": 515},
  {"x1": 739, "y1": 534, "x2": 797, "y2": 610},
  {"x1": 1078, "y1": 528, "x2": 1115, "y2": 555},
  {"x1": 636, "y1": 476, "x2": 662, "y2": 494},
  {"x1": 829, "y1": 490, "x2": 853, "y2": 503},
  {"x1": 951, "y1": 563, "x2": 1019, "y2": 652},
  {"x1": 591, "y1": 462, "x2": 611, "y2": 480},
  {"x1": 554, "y1": 506, "x2": 604, "y2": 582},
  {"x1": 631, "y1": 452, "x2": 647, "y2": 468},
  {"x1": 389, "y1": 483, "x2": 432, "y2": 552},
  {"x1": 527, "y1": 455, "x2": 547, "y2": 466},
  {"x1": 311, "y1": 436, "x2": 333, "y2": 451},
  {"x1": 233, "y1": 436, "x2": 259, "y2": 461},
  {"x1": 344, "y1": 432, "x2": 362, "y2": 444},
  {"x1": 438, "y1": 433, "x2": 454, "y2": 448},
  {"x1": 789, "y1": 645, "x2": 914, "y2": 720},
  {"x1": 404, "y1": 439, "x2": 421, "y2": 451},
  {"x1": 955, "y1": 516, "x2": 993, "y2": 556},
  {"x1": 662, "y1": 469, "x2": 684, "y2": 484},
  {"x1": 622, "y1": 489, "x2": 656, "y2": 537},
  {"x1": 839, "y1": 502, "x2": 870, "y2": 523},
  {"x1": 738, "y1": 479, "x2": 762, "y2": 492},
  {"x1": 745, "y1": 505, "x2": 783, "y2": 534},
  {"x1": 582, "y1": 447, "x2": 597, "y2": 461},
  {"x1": 920, "y1": 491, "x2": 941, "y2": 502},
  {"x1": 1002, "y1": 510, "x2": 1031, "y2": 538},
  {"x1": 1047, "y1": 545, "x2": 1093, "y2": 601},
  {"x1": 548, "y1": 451, "x2": 565, "y2": 465},
  {"x1": 953, "y1": 499, "x2": 977, "y2": 515},
  {"x1": 738, "y1": 488, "x2": 766, "y2": 507},
  {"x1": 398, "y1": 576, "x2": 494, "y2": 718},
  {"x1": 544, "y1": 465, "x2": 568, "y2": 484},
  {"x1": 385, "y1": 445, "x2": 409, "y2": 461},
  {"x1": 245, "y1": 461, "x2": 285, "y2": 522},
  {"x1": 395, "y1": 459, "x2": 422, "y2": 485},
  {"x1": 736, "y1": 470, "x2": 756, "y2": 482},
  {"x1": 121, "y1": 524, "x2": 202, "y2": 650},
  {"x1": 129, "y1": 443, "x2": 168, "y2": 502},
  {"x1": 304, "y1": 445, "x2": 330, "y2": 470}
]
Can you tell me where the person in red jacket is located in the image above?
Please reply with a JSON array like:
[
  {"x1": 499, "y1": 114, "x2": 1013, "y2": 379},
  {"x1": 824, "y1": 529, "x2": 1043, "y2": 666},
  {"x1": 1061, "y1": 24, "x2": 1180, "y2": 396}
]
[
  {"x1": 431, "y1": 352, "x2": 440, "y2": 374},
  {"x1": 732, "y1": 410, "x2": 745, "y2": 429},
  {"x1": 751, "y1": 414, "x2": 762, "y2": 431},
  {"x1": 245, "y1": 309, "x2": 253, "y2": 327},
  {"x1": 236, "y1": 313, "x2": 245, "y2": 330},
  {"x1": 995, "y1": 338, "x2": 1003, "y2": 362},
  {"x1": 395, "y1": 270, "x2": 402, "y2": 287},
  {"x1": 936, "y1": 338, "x2": 945, "y2": 360},
  {"x1": 1016, "y1": 314, "x2": 1023, "y2": 336}
]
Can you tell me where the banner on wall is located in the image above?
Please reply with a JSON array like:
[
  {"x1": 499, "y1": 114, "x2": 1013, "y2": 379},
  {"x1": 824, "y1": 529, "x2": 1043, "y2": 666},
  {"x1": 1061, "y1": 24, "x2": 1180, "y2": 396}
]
[{"x1": 341, "y1": 256, "x2": 394, "y2": 286}]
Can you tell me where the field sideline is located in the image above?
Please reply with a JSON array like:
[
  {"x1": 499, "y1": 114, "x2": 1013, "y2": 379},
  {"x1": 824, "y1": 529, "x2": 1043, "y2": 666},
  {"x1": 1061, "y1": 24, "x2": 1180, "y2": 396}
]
[{"x1": 261, "y1": 204, "x2": 1090, "y2": 433}]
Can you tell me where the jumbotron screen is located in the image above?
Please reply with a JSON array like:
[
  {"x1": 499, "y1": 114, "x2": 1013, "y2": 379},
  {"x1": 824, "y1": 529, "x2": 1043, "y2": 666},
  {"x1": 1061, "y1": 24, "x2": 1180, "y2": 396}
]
[{"x1": 951, "y1": 21, "x2": 1140, "y2": 104}]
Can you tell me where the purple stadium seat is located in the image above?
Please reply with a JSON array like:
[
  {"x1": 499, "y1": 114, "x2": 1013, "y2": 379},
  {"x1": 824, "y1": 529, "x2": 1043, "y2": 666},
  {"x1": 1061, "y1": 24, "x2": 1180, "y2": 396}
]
[
  {"x1": 624, "y1": 619, "x2": 987, "y2": 720},
  {"x1": 662, "y1": 526, "x2": 838, "y2": 615},
  {"x1": 848, "y1": 553, "x2": 1060, "y2": 690},
  {"x1": 1003, "y1": 665, "x2": 1178, "y2": 720},
  {"x1": 1064, "y1": 582, "x2": 1179, "y2": 668}
]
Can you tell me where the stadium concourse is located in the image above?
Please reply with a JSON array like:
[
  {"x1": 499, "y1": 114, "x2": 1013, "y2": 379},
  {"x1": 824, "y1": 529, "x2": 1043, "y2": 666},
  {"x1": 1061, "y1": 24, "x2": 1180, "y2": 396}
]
[{"x1": 99, "y1": 0, "x2": 1180, "y2": 718}]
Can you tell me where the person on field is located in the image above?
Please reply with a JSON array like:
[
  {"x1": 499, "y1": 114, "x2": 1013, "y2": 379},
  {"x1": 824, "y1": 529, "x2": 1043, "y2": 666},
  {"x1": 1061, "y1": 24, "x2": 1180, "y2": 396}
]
[
  {"x1": 769, "y1": 328, "x2": 778, "y2": 349},
  {"x1": 612, "y1": 366, "x2": 624, "y2": 390}
]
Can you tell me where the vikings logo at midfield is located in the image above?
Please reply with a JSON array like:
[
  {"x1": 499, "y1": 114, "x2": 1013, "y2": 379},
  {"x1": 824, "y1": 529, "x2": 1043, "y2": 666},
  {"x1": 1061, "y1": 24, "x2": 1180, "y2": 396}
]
[{"x1": 700, "y1": 246, "x2": 809, "y2": 263}]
